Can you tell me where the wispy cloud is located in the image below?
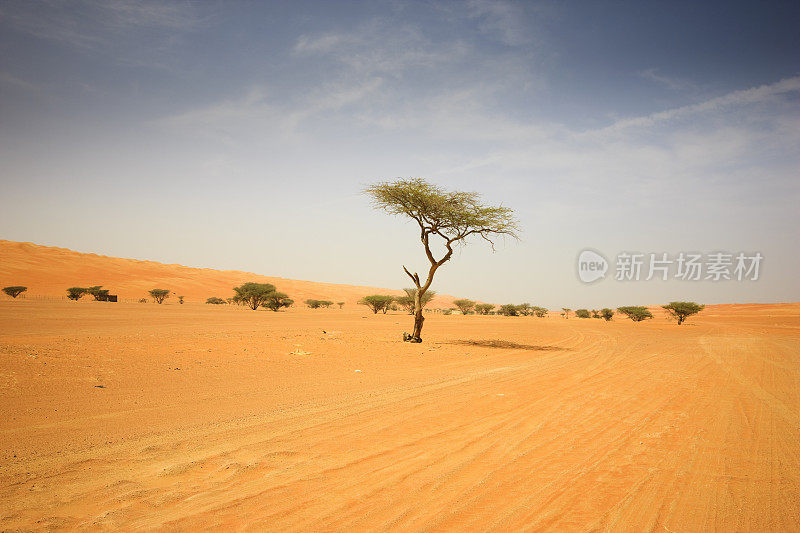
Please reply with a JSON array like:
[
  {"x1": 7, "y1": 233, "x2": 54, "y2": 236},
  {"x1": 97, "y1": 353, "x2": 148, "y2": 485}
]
[
  {"x1": 637, "y1": 68, "x2": 693, "y2": 91},
  {"x1": 592, "y1": 76, "x2": 800, "y2": 135},
  {"x1": 466, "y1": 0, "x2": 533, "y2": 46}
]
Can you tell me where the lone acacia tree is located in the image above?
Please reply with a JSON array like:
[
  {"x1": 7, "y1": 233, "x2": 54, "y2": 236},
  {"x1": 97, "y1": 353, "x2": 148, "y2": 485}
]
[{"x1": 364, "y1": 178, "x2": 518, "y2": 342}]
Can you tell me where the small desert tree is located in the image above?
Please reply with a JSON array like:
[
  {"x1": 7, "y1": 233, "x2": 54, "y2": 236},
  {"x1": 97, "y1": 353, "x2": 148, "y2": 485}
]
[
  {"x1": 516, "y1": 303, "x2": 532, "y2": 316},
  {"x1": 87, "y1": 286, "x2": 110, "y2": 301},
  {"x1": 591, "y1": 309, "x2": 600, "y2": 318},
  {"x1": 305, "y1": 299, "x2": 322, "y2": 309},
  {"x1": 67, "y1": 287, "x2": 87, "y2": 300},
  {"x1": 498, "y1": 304, "x2": 519, "y2": 316},
  {"x1": 453, "y1": 299, "x2": 475, "y2": 314},
  {"x1": 233, "y1": 283, "x2": 275, "y2": 310},
  {"x1": 2, "y1": 286, "x2": 27, "y2": 298},
  {"x1": 396, "y1": 288, "x2": 436, "y2": 315},
  {"x1": 337, "y1": 301, "x2": 344, "y2": 309},
  {"x1": 532, "y1": 306, "x2": 548, "y2": 317},
  {"x1": 474, "y1": 303, "x2": 494, "y2": 315},
  {"x1": 261, "y1": 292, "x2": 294, "y2": 311},
  {"x1": 561, "y1": 308, "x2": 571, "y2": 319},
  {"x1": 178, "y1": 296, "x2": 185, "y2": 304},
  {"x1": 149, "y1": 289, "x2": 171, "y2": 304},
  {"x1": 365, "y1": 179, "x2": 518, "y2": 342},
  {"x1": 206, "y1": 297, "x2": 227, "y2": 305},
  {"x1": 575, "y1": 309, "x2": 591, "y2": 318},
  {"x1": 600, "y1": 308, "x2": 614, "y2": 321},
  {"x1": 358, "y1": 295, "x2": 394, "y2": 314},
  {"x1": 617, "y1": 306, "x2": 653, "y2": 322},
  {"x1": 662, "y1": 301, "x2": 705, "y2": 325}
]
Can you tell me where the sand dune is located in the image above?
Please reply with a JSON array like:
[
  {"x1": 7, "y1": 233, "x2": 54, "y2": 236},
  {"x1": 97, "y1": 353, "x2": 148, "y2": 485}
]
[
  {"x1": 0, "y1": 299, "x2": 798, "y2": 530},
  {"x1": 0, "y1": 240, "x2": 461, "y2": 307}
]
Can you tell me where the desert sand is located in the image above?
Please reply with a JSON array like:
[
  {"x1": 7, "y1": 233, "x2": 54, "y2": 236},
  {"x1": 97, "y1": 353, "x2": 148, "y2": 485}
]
[{"x1": 1, "y1": 295, "x2": 798, "y2": 530}]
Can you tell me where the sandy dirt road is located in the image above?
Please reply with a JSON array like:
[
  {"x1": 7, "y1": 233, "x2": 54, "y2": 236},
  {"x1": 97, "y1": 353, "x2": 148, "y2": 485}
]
[{"x1": 1, "y1": 300, "x2": 798, "y2": 530}]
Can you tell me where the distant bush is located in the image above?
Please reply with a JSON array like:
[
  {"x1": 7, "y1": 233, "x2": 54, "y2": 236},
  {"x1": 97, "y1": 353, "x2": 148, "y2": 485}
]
[
  {"x1": 532, "y1": 306, "x2": 548, "y2": 317},
  {"x1": 474, "y1": 303, "x2": 494, "y2": 315},
  {"x1": 337, "y1": 301, "x2": 344, "y2": 309},
  {"x1": 591, "y1": 309, "x2": 600, "y2": 318},
  {"x1": 67, "y1": 287, "x2": 87, "y2": 301},
  {"x1": 617, "y1": 306, "x2": 653, "y2": 322},
  {"x1": 575, "y1": 309, "x2": 591, "y2": 319},
  {"x1": 442, "y1": 308, "x2": 453, "y2": 315},
  {"x1": 358, "y1": 295, "x2": 394, "y2": 314},
  {"x1": 498, "y1": 304, "x2": 519, "y2": 316},
  {"x1": 2, "y1": 286, "x2": 27, "y2": 298},
  {"x1": 453, "y1": 299, "x2": 476, "y2": 314},
  {"x1": 206, "y1": 297, "x2": 226, "y2": 305},
  {"x1": 561, "y1": 308, "x2": 571, "y2": 319},
  {"x1": 233, "y1": 282, "x2": 275, "y2": 310},
  {"x1": 178, "y1": 296, "x2": 185, "y2": 304},
  {"x1": 662, "y1": 301, "x2": 704, "y2": 325},
  {"x1": 262, "y1": 292, "x2": 293, "y2": 311},
  {"x1": 138, "y1": 298, "x2": 148, "y2": 303},
  {"x1": 149, "y1": 288, "x2": 171, "y2": 304},
  {"x1": 395, "y1": 288, "x2": 436, "y2": 314},
  {"x1": 600, "y1": 308, "x2": 614, "y2": 321}
]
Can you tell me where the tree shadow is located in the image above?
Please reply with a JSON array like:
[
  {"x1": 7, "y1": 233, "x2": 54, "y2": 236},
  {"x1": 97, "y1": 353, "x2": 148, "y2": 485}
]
[{"x1": 447, "y1": 339, "x2": 563, "y2": 351}]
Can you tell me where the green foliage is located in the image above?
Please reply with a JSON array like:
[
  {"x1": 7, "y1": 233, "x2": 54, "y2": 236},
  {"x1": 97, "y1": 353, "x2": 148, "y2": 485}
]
[
  {"x1": 453, "y1": 299, "x2": 475, "y2": 314},
  {"x1": 617, "y1": 306, "x2": 653, "y2": 322},
  {"x1": 561, "y1": 308, "x2": 571, "y2": 319},
  {"x1": 516, "y1": 303, "x2": 532, "y2": 316},
  {"x1": 86, "y1": 286, "x2": 111, "y2": 301},
  {"x1": 474, "y1": 303, "x2": 494, "y2": 315},
  {"x1": 591, "y1": 309, "x2": 600, "y2": 318},
  {"x1": 575, "y1": 309, "x2": 591, "y2": 319},
  {"x1": 67, "y1": 287, "x2": 87, "y2": 300},
  {"x1": 358, "y1": 295, "x2": 395, "y2": 314},
  {"x1": 233, "y1": 282, "x2": 275, "y2": 310},
  {"x1": 532, "y1": 306, "x2": 548, "y2": 317},
  {"x1": 337, "y1": 301, "x2": 344, "y2": 309},
  {"x1": 442, "y1": 308, "x2": 453, "y2": 315},
  {"x1": 662, "y1": 301, "x2": 705, "y2": 325},
  {"x1": 206, "y1": 297, "x2": 227, "y2": 305},
  {"x1": 261, "y1": 292, "x2": 294, "y2": 311},
  {"x1": 395, "y1": 288, "x2": 436, "y2": 314},
  {"x1": 600, "y1": 308, "x2": 615, "y2": 321},
  {"x1": 498, "y1": 304, "x2": 519, "y2": 316},
  {"x1": 149, "y1": 288, "x2": 171, "y2": 304},
  {"x1": 2, "y1": 286, "x2": 27, "y2": 298},
  {"x1": 138, "y1": 298, "x2": 148, "y2": 303}
]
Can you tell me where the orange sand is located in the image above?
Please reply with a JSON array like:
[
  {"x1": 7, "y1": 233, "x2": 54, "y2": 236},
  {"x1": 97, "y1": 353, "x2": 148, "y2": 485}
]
[{"x1": 1, "y1": 297, "x2": 798, "y2": 530}]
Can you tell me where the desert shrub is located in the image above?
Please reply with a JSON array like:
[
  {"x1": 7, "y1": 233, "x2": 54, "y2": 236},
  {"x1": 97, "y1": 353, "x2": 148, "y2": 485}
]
[
  {"x1": 67, "y1": 287, "x2": 87, "y2": 300},
  {"x1": 453, "y1": 299, "x2": 475, "y2": 314},
  {"x1": 474, "y1": 303, "x2": 494, "y2": 315},
  {"x1": 662, "y1": 301, "x2": 705, "y2": 325},
  {"x1": 591, "y1": 309, "x2": 600, "y2": 318},
  {"x1": 2, "y1": 286, "x2": 27, "y2": 298},
  {"x1": 320, "y1": 300, "x2": 334, "y2": 308},
  {"x1": 233, "y1": 282, "x2": 275, "y2": 310},
  {"x1": 600, "y1": 308, "x2": 614, "y2": 321},
  {"x1": 305, "y1": 299, "x2": 321, "y2": 309},
  {"x1": 575, "y1": 309, "x2": 591, "y2": 318},
  {"x1": 337, "y1": 301, "x2": 344, "y2": 309},
  {"x1": 358, "y1": 295, "x2": 394, "y2": 314},
  {"x1": 395, "y1": 288, "x2": 436, "y2": 314},
  {"x1": 149, "y1": 288, "x2": 171, "y2": 304},
  {"x1": 206, "y1": 297, "x2": 227, "y2": 305},
  {"x1": 617, "y1": 306, "x2": 653, "y2": 322},
  {"x1": 178, "y1": 296, "x2": 185, "y2": 304},
  {"x1": 498, "y1": 304, "x2": 519, "y2": 316},
  {"x1": 562, "y1": 308, "x2": 571, "y2": 319},
  {"x1": 532, "y1": 306, "x2": 548, "y2": 317},
  {"x1": 442, "y1": 308, "x2": 453, "y2": 315},
  {"x1": 139, "y1": 298, "x2": 148, "y2": 303},
  {"x1": 262, "y1": 292, "x2": 293, "y2": 311}
]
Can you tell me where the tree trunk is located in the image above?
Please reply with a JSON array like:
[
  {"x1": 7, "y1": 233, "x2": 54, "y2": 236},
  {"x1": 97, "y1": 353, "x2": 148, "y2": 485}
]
[{"x1": 409, "y1": 291, "x2": 424, "y2": 342}]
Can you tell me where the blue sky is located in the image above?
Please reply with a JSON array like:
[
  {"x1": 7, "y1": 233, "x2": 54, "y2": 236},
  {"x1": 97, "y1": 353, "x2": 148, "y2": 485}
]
[{"x1": 1, "y1": 1, "x2": 798, "y2": 308}]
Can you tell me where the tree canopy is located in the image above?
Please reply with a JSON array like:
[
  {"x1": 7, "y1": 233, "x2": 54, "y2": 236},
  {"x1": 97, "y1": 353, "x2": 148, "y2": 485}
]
[
  {"x1": 617, "y1": 306, "x2": 653, "y2": 322},
  {"x1": 662, "y1": 301, "x2": 705, "y2": 325},
  {"x1": 358, "y1": 295, "x2": 395, "y2": 314},
  {"x1": 2, "y1": 286, "x2": 27, "y2": 298},
  {"x1": 149, "y1": 288, "x2": 171, "y2": 304},
  {"x1": 261, "y1": 292, "x2": 294, "y2": 311},
  {"x1": 233, "y1": 282, "x2": 275, "y2": 310}
]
